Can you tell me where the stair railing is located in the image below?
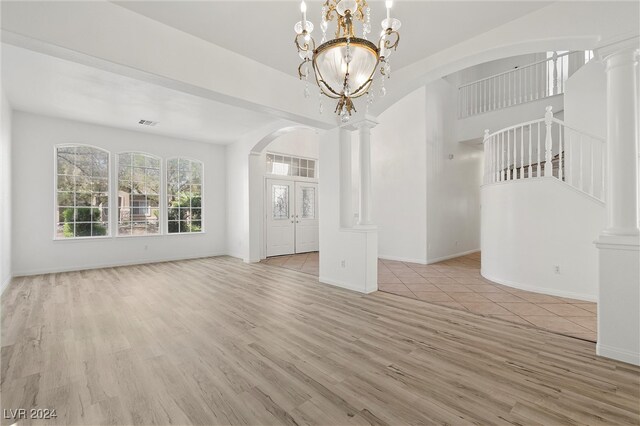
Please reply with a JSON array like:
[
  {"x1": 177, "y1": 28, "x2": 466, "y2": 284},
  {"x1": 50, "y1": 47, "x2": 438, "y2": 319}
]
[
  {"x1": 459, "y1": 51, "x2": 590, "y2": 118},
  {"x1": 482, "y1": 106, "x2": 606, "y2": 202}
]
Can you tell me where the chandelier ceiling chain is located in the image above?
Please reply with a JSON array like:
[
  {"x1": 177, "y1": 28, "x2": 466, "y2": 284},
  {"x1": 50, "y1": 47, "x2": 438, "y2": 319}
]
[{"x1": 294, "y1": 0, "x2": 401, "y2": 122}]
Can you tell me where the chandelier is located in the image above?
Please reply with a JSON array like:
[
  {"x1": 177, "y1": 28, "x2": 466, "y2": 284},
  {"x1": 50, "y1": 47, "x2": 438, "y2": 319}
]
[{"x1": 294, "y1": 0, "x2": 401, "y2": 121}]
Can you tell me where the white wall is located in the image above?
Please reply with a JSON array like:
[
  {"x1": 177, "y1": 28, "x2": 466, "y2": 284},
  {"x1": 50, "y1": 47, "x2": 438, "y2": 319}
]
[
  {"x1": 455, "y1": 95, "x2": 565, "y2": 143},
  {"x1": 455, "y1": 53, "x2": 545, "y2": 85},
  {"x1": 226, "y1": 137, "x2": 251, "y2": 260},
  {"x1": 368, "y1": 81, "x2": 482, "y2": 265},
  {"x1": 0, "y1": 89, "x2": 12, "y2": 292},
  {"x1": 263, "y1": 130, "x2": 319, "y2": 164},
  {"x1": 564, "y1": 60, "x2": 606, "y2": 139},
  {"x1": 371, "y1": 86, "x2": 427, "y2": 264},
  {"x1": 11, "y1": 112, "x2": 227, "y2": 275},
  {"x1": 319, "y1": 127, "x2": 377, "y2": 293},
  {"x1": 481, "y1": 178, "x2": 605, "y2": 301},
  {"x1": 425, "y1": 79, "x2": 482, "y2": 262}
]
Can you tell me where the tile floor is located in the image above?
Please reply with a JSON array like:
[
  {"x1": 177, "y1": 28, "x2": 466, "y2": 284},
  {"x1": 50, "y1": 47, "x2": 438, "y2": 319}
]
[
  {"x1": 262, "y1": 251, "x2": 319, "y2": 276},
  {"x1": 262, "y1": 251, "x2": 597, "y2": 342}
]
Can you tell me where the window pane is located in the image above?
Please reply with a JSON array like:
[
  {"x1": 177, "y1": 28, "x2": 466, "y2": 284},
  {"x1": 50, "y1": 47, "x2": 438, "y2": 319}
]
[
  {"x1": 118, "y1": 152, "x2": 161, "y2": 236},
  {"x1": 168, "y1": 221, "x2": 179, "y2": 233},
  {"x1": 56, "y1": 146, "x2": 109, "y2": 239},
  {"x1": 272, "y1": 185, "x2": 289, "y2": 219},
  {"x1": 302, "y1": 187, "x2": 315, "y2": 219},
  {"x1": 57, "y1": 175, "x2": 74, "y2": 192},
  {"x1": 118, "y1": 222, "x2": 132, "y2": 236},
  {"x1": 92, "y1": 222, "x2": 109, "y2": 237},
  {"x1": 266, "y1": 153, "x2": 317, "y2": 179},
  {"x1": 167, "y1": 159, "x2": 204, "y2": 233},
  {"x1": 57, "y1": 192, "x2": 74, "y2": 207}
]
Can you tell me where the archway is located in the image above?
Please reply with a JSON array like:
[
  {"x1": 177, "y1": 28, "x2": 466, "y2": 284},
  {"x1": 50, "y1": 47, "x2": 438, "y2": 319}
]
[{"x1": 247, "y1": 125, "x2": 320, "y2": 264}]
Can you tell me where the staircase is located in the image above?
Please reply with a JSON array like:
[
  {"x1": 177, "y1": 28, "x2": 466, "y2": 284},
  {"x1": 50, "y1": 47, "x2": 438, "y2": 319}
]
[{"x1": 482, "y1": 106, "x2": 606, "y2": 202}]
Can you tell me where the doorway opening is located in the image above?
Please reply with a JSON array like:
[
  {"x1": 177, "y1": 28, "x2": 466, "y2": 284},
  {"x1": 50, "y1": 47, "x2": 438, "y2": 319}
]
[{"x1": 251, "y1": 129, "x2": 320, "y2": 275}]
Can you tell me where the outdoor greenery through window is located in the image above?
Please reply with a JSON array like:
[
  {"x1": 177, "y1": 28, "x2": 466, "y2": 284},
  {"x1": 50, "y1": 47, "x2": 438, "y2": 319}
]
[
  {"x1": 56, "y1": 145, "x2": 109, "y2": 238},
  {"x1": 167, "y1": 158, "x2": 203, "y2": 233},
  {"x1": 117, "y1": 153, "x2": 161, "y2": 236}
]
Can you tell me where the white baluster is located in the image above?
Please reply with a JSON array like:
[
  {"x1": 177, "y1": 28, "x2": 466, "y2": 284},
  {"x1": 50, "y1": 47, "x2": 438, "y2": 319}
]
[
  {"x1": 568, "y1": 133, "x2": 573, "y2": 185},
  {"x1": 520, "y1": 126, "x2": 524, "y2": 179},
  {"x1": 513, "y1": 128, "x2": 518, "y2": 179},
  {"x1": 537, "y1": 121, "x2": 541, "y2": 177},
  {"x1": 519, "y1": 66, "x2": 523, "y2": 104},
  {"x1": 552, "y1": 51, "x2": 559, "y2": 95},
  {"x1": 492, "y1": 135, "x2": 496, "y2": 183},
  {"x1": 501, "y1": 132, "x2": 505, "y2": 181},
  {"x1": 579, "y1": 135, "x2": 584, "y2": 190},
  {"x1": 534, "y1": 63, "x2": 538, "y2": 99},
  {"x1": 560, "y1": 55, "x2": 565, "y2": 94},
  {"x1": 483, "y1": 129, "x2": 490, "y2": 183},
  {"x1": 492, "y1": 77, "x2": 496, "y2": 111},
  {"x1": 544, "y1": 106, "x2": 553, "y2": 176},
  {"x1": 528, "y1": 124, "x2": 532, "y2": 178},
  {"x1": 483, "y1": 80, "x2": 487, "y2": 113},
  {"x1": 558, "y1": 123, "x2": 563, "y2": 181},
  {"x1": 507, "y1": 129, "x2": 511, "y2": 180}
]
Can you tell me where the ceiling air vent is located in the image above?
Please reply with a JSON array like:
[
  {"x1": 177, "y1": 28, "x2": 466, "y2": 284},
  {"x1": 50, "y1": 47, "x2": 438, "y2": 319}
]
[{"x1": 138, "y1": 119, "x2": 158, "y2": 126}]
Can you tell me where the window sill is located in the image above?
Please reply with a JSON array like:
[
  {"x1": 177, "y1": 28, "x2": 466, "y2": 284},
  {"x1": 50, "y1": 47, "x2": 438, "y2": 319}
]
[{"x1": 53, "y1": 235, "x2": 111, "y2": 242}]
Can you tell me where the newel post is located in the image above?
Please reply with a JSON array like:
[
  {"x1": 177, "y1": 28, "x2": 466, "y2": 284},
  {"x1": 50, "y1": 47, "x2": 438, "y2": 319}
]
[{"x1": 544, "y1": 106, "x2": 553, "y2": 177}]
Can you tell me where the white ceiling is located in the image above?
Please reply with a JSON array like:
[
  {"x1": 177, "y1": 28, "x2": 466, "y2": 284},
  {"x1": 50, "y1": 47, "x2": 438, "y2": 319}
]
[
  {"x1": 113, "y1": 1, "x2": 551, "y2": 77},
  {"x1": 1, "y1": 44, "x2": 277, "y2": 144}
]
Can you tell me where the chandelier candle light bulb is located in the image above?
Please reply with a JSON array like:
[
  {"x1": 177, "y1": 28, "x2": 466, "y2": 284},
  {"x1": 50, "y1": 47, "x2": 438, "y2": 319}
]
[
  {"x1": 294, "y1": 0, "x2": 401, "y2": 120},
  {"x1": 301, "y1": 1, "x2": 307, "y2": 30}
]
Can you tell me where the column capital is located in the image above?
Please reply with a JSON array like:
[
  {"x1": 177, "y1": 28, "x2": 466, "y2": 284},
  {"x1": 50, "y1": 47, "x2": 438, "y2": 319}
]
[
  {"x1": 347, "y1": 114, "x2": 379, "y2": 131},
  {"x1": 596, "y1": 34, "x2": 639, "y2": 63}
]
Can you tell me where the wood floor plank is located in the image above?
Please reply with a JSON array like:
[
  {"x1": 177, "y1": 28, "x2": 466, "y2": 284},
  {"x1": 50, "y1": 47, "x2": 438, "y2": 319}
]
[{"x1": 1, "y1": 256, "x2": 639, "y2": 425}]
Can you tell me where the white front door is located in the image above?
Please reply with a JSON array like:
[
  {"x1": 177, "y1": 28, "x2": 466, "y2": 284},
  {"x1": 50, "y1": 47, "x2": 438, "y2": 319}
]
[
  {"x1": 294, "y1": 182, "x2": 319, "y2": 253},
  {"x1": 265, "y1": 179, "x2": 319, "y2": 257},
  {"x1": 266, "y1": 179, "x2": 295, "y2": 257}
]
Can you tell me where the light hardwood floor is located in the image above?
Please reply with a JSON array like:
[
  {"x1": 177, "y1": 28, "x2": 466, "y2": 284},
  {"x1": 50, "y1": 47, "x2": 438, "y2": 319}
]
[{"x1": 2, "y1": 256, "x2": 639, "y2": 425}]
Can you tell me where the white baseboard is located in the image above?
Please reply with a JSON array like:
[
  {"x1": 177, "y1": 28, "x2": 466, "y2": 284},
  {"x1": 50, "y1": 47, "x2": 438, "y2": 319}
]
[
  {"x1": 13, "y1": 252, "x2": 227, "y2": 277},
  {"x1": 319, "y1": 276, "x2": 377, "y2": 294},
  {"x1": 1, "y1": 274, "x2": 12, "y2": 295},
  {"x1": 481, "y1": 270, "x2": 597, "y2": 302},
  {"x1": 427, "y1": 249, "x2": 480, "y2": 265},
  {"x1": 379, "y1": 249, "x2": 480, "y2": 266},
  {"x1": 597, "y1": 343, "x2": 640, "y2": 366},
  {"x1": 378, "y1": 254, "x2": 428, "y2": 265}
]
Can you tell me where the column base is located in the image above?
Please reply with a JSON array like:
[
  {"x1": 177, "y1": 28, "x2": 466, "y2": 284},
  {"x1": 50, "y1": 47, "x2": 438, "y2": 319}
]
[{"x1": 596, "y1": 234, "x2": 640, "y2": 366}]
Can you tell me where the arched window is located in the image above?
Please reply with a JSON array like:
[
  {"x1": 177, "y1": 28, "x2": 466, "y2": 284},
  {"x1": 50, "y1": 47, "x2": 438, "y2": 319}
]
[
  {"x1": 167, "y1": 158, "x2": 203, "y2": 233},
  {"x1": 117, "y1": 152, "x2": 161, "y2": 236},
  {"x1": 55, "y1": 145, "x2": 110, "y2": 239}
]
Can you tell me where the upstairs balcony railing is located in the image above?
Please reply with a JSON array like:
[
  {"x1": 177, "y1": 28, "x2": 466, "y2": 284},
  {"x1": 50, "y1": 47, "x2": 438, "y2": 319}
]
[
  {"x1": 482, "y1": 105, "x2": 606, "y2": 202},
  {"x1": 458, "y1": 51, "x2": 594, "y2": 119}
]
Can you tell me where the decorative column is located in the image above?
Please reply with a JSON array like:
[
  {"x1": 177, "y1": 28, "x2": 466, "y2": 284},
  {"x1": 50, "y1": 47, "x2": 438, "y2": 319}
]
[
  {"x1": 355, "y1": 116, "x2": 378, "y2": 226},
  {"x1": 595, "y1": 36, "x2": 640, "y2": 366},
  {"x1": 602, "y1": 42, "x2": 639, "y2": 237},
  {"x1": 339, "y1": 127, "x2": 353, "y2": 228}
]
